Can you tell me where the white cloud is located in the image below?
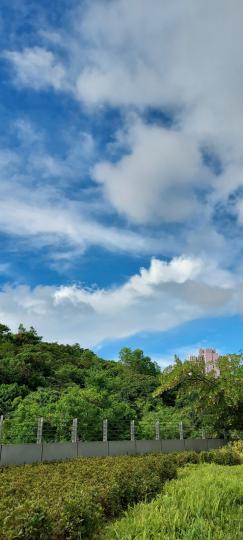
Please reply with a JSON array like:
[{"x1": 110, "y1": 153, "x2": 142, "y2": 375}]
[
  {"x1": 3, "y1": 47, "x2": 67, "y2": 91},
  {"x1": 0, "y1": 122, "x2": 168, "y2": 258},
  {"x1": 74, "y1": 0, "x2": 243, "y2": 136},
  {"x1": 4, "y1": 1, "x2": 243, "y2": 229},
  {"x1": 94, "y1": 119, "x2": 208, "y2": 224},
  {"x1": 2, "y1": 0, "x2": 243, "y2": 337},
  {"x1": 0, "y1": 182, "x2": 163, "y2": 256},
  {"x1": 74, "y1": 0, "x2": 243, "y2": 225},
  {"x1": 0, "y1": 256, "x2": 239, "y2": 347}
]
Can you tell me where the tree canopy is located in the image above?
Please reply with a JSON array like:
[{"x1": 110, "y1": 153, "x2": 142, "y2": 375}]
[{"x1": 0, "y1": 323, "x2": 242, "y2": 442}]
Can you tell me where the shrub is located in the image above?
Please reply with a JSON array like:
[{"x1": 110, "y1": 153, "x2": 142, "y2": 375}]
[
  {"x1": 55, "y1": 488, "x2": 103, "y2": 539},
  {"x1": 1, "y1": 502, "x2": 53, "y2": 540},
  {"x1": 175, "y1": 450, "x2": 200, "y2": 466},
  {"x1": 229, "y1": 440, "x2": 243, "y2": 461},
  {"x1": 171, "y1": 446, "x2": 241, "y2": 467},
  {"x1": 199, "y1": 446, "x2": 241, "y2": 465},
  {"x1": 0, "y1": 454, "x2": 177, "y2": 539}
]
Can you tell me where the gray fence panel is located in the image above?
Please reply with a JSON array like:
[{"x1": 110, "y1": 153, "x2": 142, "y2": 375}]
[
  {"x1": 109, "y1": 441, "x2": 136, "y2": 456},
  {"x1": 185, "y1": 439, "x2": 208, "y2": 452},
  {"x1": 0, "y1": 438, "x2": 231, "y2": 466},
  {"x1": 78, "y1": 441, "x2": 108, "y2": 458},
  {"x1": 207, "y1": 438, "x2": 227, "y2": 450},
  {"x1": 0, "y1": 444, "x2": 42, "y2": 466},
  {"x1": 135, "y1": 440, "x2": 162, "y2": 454},
  {"x1": 161, "y1": 439, "x2": 185, "y2": 453},
  {"x1": 42, "y1": 443, "x2": 77, "y2": 462}
]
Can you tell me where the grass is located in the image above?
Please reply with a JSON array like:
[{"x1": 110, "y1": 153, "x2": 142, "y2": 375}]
[{"x1": 104, "y1": 463, "x2": 243, "y2": 539}]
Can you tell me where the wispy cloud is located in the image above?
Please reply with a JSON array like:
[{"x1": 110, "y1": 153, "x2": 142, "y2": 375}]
[{"x1": 3, "y1": 47, "x2": 67, "y2": 91}]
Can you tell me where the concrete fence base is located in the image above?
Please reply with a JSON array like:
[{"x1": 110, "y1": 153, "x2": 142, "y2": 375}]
[{"x1": 0, "y1": 438, "x2": 227, "y2": 467}]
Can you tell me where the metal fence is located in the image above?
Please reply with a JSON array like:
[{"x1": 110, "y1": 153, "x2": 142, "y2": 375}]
[{"x1": 0, "y1": 415, "x2": 229, "y2": 445}]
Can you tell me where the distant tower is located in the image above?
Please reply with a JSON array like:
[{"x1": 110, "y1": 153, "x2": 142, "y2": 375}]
[{"x1": 189, "y1": 348, "x2": 220, "y2": 377}]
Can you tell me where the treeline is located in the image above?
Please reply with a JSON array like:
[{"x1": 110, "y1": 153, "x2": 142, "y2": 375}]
[{"x1": 0, "y1": 323, "x2": 242, "y2": 442}]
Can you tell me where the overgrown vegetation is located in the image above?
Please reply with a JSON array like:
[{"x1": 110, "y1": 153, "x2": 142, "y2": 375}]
[
  {"x1": 0, "y1": 323, "x2": 242, "y2": 442},
  {"x1": 104, "y1": 463, "x2": 243, "y2": 539},
  {"x1": 0, "y1": 454, "x2": 176, "y2": 539},
  {"x1": 0, "y1": 448, "x2": 241, "y2": 539}
]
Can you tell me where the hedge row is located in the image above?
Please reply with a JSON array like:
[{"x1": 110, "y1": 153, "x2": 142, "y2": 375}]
[
  {"x1": 0, "y1": 453, "x2": 177, "y2": 539},
  {"x1": 0, "y1": 446, "x2": 241, "y2": 539}
]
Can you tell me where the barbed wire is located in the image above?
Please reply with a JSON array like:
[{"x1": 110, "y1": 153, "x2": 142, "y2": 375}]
[{"x1": 0, "y1": 414, "x2": 239, "y2": 444}]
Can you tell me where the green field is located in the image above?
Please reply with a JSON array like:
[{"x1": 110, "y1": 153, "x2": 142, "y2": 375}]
[
  {"x1": 104, "y1": 464, "x2": 243, "y2": 540},
  {"x1": 0, "y1": 446, "x2": 241, "y2": 539}
]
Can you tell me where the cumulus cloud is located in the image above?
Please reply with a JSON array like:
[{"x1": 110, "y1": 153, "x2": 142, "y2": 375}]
[
  {"x1": 94, "y1": 119, "x2": 209, "y2": 224},
  {"x1": 74, "y1": 0, "x2": 243, "y2": 225},
  {"x1": 0, "y1": 256, "x2": 239, "y2": 347},
  {"x1": 4, "y1": 1, "x2": 243, "y2": 228},
  {"x1": 3, "y1": 47, "x2": 67, "y2": 91}
]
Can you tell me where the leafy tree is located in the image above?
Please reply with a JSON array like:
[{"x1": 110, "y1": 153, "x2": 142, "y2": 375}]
[
  {"x1": 0, "y1": 324, "x2": 11, "y2": 340},
  {"x1": 2, "y1": 386, "x2": 134, "y2": 443},
  {"x1": 119, "y1": 347, "x2": 160, "y2": 376},
  {"x1": 154, "y1": 355, "x2": 243, "y2": 437},
  {"x1": 0, "y1": 384, "x2": 28, "y2": 415},
  {"x1": 138, "y1": 405, "x2": 195, "y2": 439},
  {"x1": 14, "y1": 324, "x2": 42, "y2": 346}
]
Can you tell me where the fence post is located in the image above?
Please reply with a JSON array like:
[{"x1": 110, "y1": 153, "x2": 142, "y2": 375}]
[
  {"x1": 201, "y1": 428, "x2": 206, "y2": 439},
  {"x1": 103, "y1": 419, "x2": 108, "y2": 442},
  {"x1": 36, "y1": 417, "x2": 44, "y2": 444},
  {"x1": 155, "y1": 420, "x2": 160, "y2": 440},
  {"x1": 130, "y1": 420, "x2": 135, "y2": 441},
  {"x1": 0, "y1": 415, "x2": 3, "y2": 442},
  {"x1": 71, "y1": 418, "x2": 78, "y2": 443},
  {"x1": 179, "y1": 421, "x2": 184, "y2": 440}
]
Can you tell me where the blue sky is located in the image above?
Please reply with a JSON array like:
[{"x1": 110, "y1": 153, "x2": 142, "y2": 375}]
[{"x1": 0, "y1": 0, "x2": 243, "y2": 366}]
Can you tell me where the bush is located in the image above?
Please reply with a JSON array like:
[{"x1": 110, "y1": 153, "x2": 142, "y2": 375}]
[
  {"x1": 0, "y1": 454, "x2": 177, "y2": 539},
  {"x1": 175, "y1": 450, "x2": 201, "y2": 466},
  {"x1": 1, "y1": 502, "x2": 53, "y2": 540},
  {"x1": 199, "y1": 446, "x2": 241, "y2": 465},
  {"x1": 172, "y1": 446, "x2": 241, "y2": 467},
  {"x1": 229, "y1": 440, "x2": 243, "y2": 461}
]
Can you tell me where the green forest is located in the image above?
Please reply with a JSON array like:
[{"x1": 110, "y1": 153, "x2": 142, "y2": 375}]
[{"x1": 0, "y1": 323, "x2": 242, "y2": 442}]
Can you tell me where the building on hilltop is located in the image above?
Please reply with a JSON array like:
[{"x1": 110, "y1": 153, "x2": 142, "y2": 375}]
[{"x1": 189, "y1": 348, "x2": 220, "y2": 377}]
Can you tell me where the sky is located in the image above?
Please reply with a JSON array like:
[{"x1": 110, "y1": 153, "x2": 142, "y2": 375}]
[{"x1": 0, "y1": 0, "x2": 243, "y2": 366}]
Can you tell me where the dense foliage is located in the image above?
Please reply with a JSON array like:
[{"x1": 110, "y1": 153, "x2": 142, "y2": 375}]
[
  {"x1": 0, "y1": 448, "x2": 240, "y2": 539},
  {"x1": 0, "y1": 453, "x2": 177, "y2": 539},
  {"x1": 105, "y1": 463, "x2": 243, "y2": 539},
  {"x1": 0, "y1": 323, "x2": 242, "y2": 442}
]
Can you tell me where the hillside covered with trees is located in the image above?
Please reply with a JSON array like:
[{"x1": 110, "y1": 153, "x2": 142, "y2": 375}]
[{"x1": 0, "y1": 323, "x2": 242, "y2": 442}]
